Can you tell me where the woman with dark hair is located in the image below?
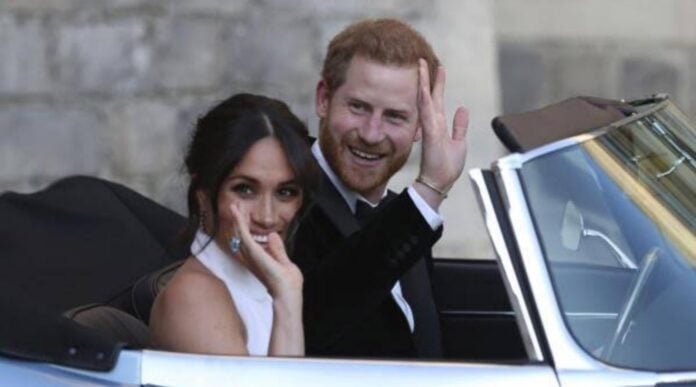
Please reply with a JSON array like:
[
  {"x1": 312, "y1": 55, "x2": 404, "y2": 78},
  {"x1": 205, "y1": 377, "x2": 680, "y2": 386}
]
[{"x1": 149, "y1": 93, "x2": 317, "y2": 356}]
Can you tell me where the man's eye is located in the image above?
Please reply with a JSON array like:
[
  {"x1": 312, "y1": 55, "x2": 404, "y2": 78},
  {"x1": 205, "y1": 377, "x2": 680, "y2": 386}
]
[
  {"x1": 349, "y1": 102, "x2": 367, "y2": 113},
  {"x1": 232, "y1": 184, "x2": 254, "y2": 196},
  {"x1": 385, "y1": 113, "x2": 407, "y2": 125},
  {"x1": 277, "y1": 186, "x2": 301, "y2": 199}
]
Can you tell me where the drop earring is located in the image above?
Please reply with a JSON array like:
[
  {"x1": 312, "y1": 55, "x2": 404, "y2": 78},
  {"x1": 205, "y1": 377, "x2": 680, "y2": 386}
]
[{"x1": 199, "y1": 209, "x2": 207, "y2": 228}]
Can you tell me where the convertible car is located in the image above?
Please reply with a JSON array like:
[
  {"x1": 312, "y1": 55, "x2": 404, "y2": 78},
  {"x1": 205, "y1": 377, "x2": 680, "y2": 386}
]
[{"x1": 1, "y1": 94, "x2": 694, "y2": 386}]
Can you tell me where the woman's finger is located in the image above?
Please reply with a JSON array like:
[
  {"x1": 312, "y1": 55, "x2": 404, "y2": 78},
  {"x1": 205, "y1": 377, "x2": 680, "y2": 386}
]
[
  {"x1": 230, "y1": 204, "x2": 284, "y2": 275},
  {"x1": 267, "y1": 232, "x2": 291, "y2": 264},
  {"x1": 229, "y1": 204, "x2": 262, "y2": 257}
]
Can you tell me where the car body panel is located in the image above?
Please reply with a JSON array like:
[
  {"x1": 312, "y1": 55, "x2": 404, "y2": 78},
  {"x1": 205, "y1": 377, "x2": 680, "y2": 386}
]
[
  {"x1": 140, "y1": 350, "x2": 558, "y2": 387},
  {"x1": 2, "y1": 350, "x2": 559, "y2": 387}
]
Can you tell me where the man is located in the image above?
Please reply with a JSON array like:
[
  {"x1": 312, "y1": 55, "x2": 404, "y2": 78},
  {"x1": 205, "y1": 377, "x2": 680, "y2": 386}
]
[{"x1": 292, "y1": 18, "x2": 468, "y2": 358}]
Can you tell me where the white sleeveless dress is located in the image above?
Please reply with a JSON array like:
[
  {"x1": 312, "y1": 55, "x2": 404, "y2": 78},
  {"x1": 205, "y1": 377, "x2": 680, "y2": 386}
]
[{"x1": 192, "y1": 231, "x2": 273, "y2": 356}]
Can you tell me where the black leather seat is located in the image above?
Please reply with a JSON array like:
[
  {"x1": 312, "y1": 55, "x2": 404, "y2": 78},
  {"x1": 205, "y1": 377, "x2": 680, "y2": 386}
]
[
  {"x1": 65, "y1": 260, "x2": 185, "y2": 348},
  {"x1": 130, "y1": 260, "x2": 185, "y2": 324},
  {"x1": 63, "y1": 304, "x2": 151, "y2": 348}
]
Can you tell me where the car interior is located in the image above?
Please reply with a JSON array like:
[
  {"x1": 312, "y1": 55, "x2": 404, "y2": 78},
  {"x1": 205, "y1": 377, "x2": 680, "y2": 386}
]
[
  {"x1": 0, "y1": 174, "x2": 528, "y2": 370},
  {"x1": 4, "y1": 96, "x2": 663, "y2": 371}
]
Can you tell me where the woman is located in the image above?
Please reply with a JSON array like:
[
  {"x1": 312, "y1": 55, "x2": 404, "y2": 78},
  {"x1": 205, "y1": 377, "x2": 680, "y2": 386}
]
[{"x1": 149, "y1": 93, "x2": 317, "y2": 356}]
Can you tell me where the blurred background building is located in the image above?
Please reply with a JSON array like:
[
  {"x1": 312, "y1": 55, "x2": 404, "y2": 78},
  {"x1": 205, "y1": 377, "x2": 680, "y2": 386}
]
[{"x1": 1, "y1": 0, "x2": 694, "y2": 259}]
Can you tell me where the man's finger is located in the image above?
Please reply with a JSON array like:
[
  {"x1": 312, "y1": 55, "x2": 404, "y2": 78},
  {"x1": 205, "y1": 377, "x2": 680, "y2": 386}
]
[
  {"x1": 452, "y1": 107, "x2": 469, "y2": 141},
  {"x1": 418, "y1": 58, "x2": 431, "y2": 96},
  {"x1": 418, "y1": 59, "x2": 435, "y2": 133},
  {"x1": 432, "y1": 66, "x2": 445, "y2": 109}
]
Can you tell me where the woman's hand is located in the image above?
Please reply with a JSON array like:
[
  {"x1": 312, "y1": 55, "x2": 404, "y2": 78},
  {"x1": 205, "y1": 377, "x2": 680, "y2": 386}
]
[{"x1": 229, "y1": 204, "x2": 303, "y2": 301}]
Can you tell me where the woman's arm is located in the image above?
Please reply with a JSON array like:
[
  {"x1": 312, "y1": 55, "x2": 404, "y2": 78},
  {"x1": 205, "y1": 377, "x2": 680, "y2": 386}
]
[
  {"x1": 231, "y1": 205, "x2": 305, "y2": 356},
  {"x1": 149, "y1": 264, "x2": 249, "y2": 356},
  {"x1": 269, "y1": 289, "x2": 304, "y2": 356}
]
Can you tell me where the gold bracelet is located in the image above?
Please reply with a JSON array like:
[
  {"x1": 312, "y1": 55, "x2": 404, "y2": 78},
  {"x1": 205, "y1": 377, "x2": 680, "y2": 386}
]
[{"x1": 415, "y1": 176, "x2": 448, "y2": 198}]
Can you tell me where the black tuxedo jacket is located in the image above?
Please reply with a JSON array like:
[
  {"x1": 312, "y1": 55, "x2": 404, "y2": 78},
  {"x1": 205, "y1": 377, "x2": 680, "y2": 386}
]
[{"x1": 291, "y1": 171, "x2": 443, "y2": 358}]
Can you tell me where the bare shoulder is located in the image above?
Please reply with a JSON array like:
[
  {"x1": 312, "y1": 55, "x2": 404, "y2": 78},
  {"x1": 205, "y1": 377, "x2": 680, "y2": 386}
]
[
  {"x1": 157, "y1": 257, "x2": 226, "y2": 306},
  {"x1": 149, "y1": 256, "x2": 247, "y2": 355}
]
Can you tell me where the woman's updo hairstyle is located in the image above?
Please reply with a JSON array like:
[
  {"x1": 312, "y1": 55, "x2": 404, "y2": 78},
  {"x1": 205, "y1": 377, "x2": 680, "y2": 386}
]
[{"x1": 183, "y1": 93, "x2": 317, "y2": 242}]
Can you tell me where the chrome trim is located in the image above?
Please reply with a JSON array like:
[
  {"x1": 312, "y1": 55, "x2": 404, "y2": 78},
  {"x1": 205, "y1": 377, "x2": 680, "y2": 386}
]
[
  {"x1": 140, "y1": 349, "x2": 560, "y2": 387},
  {"x1": 582, "y1": 229, "x2": 637, "y2": 269},
  {"x1": 565, "y1": 312, "x2": 617, "y2": 320},
  {"x1": 657, "y1": 372, "x2": 696, "y2": 384},
  {"x1": 440, "y1": 310, "x2": 516, "y2": 317},
  {"x1": 469, "y1": 169, "x2": 544, "y2": 361},
  {"x1": 494, "y1": 99, "x2": 671, "y2": 169}
]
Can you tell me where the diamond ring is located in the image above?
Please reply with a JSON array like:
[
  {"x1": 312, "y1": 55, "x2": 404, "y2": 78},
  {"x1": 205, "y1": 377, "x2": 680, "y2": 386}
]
[{"x1": 229, "y1": 237, "x2": 241, "y2": 254}]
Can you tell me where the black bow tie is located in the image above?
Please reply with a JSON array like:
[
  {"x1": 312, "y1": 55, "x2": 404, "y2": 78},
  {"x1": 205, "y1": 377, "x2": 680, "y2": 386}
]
[{"x1": 355, "y1": 199, "x2": 382, "y2": 226}]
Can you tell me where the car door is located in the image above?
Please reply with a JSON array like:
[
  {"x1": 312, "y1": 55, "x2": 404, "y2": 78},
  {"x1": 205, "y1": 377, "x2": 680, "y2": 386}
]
[{"x1": 432, "y1": 257, "x2": 526, "y2": 361}]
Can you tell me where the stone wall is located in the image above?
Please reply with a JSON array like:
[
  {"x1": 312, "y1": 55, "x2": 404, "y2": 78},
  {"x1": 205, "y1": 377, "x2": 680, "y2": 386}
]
[
  {"x1": 495, "y1": 0, "x2": 696, "y2": 118},
  {"x1": 4, "y1": 1, "x2": 694, "y2": 259},
  {"x1": 0, "y1": 0, "x2": 501, "y2": 258}
]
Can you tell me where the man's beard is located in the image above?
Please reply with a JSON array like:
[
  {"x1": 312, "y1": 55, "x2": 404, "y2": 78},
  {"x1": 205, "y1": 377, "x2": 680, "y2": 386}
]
[{"x1": 318, "y1": 118, "x2": 410, "y2": 198}]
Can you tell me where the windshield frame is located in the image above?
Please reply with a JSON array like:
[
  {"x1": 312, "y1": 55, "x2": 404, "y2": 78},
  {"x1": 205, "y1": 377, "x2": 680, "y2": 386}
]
[{"x1": 488, "y1": 95, "x2": 696, "y2": 375}]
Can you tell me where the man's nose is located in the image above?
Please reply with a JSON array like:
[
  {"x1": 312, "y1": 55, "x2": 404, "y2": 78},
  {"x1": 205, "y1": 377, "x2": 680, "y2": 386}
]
[{"x1": 357, "y1": 113, "x2": 386, "y2": 145}]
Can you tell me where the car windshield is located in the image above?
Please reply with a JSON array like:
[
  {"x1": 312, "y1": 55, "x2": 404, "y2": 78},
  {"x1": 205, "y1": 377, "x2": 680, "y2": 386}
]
[{"x1": 519, "y1": 100, "x2": 696, "y2": 372}]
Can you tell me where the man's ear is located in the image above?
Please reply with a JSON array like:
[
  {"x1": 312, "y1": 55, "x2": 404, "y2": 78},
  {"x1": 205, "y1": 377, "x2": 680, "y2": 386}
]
[{"x1": 316, "y1": 80, "x2": 330, "y2": 119}]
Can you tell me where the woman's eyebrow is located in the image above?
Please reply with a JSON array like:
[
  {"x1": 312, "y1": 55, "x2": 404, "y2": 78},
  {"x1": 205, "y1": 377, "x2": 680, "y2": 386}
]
[
  {"x1": 228, "y1": 175, "x2": 299, "y2": 186},
  {"x1": 226, "y1": 175, "x2": 259, "y2": 184},
  {"x1": 279, "y1": 179, "x2": 300, "y2": 186}
]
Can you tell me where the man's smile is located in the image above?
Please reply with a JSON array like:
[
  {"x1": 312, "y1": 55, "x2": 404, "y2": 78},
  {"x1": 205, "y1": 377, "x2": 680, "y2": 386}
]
[{"x1": 348, "y1": 146, "x2": 384, "y2": 161}]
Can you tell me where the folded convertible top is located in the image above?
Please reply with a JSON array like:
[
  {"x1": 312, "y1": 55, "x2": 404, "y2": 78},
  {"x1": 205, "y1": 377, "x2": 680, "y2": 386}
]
[
  {"x1": 492, "y1": 96, "x2": 637, "y2": 152},
  {"x1": 0, "y1": 176, "x2": 189, "y2": 370}
]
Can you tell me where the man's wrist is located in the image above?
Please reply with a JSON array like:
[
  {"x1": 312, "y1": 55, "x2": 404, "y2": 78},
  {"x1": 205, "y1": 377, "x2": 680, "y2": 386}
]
[
  {"x1": 415, "y1": 175, "x2": 449, "y2": 198},
  {"x1": 407, "y1": 186, "x2": 444, "y2": 230}
]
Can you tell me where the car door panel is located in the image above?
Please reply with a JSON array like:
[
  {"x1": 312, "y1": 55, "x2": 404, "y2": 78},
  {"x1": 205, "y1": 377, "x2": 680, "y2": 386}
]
[{"x1": 432, "y1": 258, "x2": 526, "y2": 361}]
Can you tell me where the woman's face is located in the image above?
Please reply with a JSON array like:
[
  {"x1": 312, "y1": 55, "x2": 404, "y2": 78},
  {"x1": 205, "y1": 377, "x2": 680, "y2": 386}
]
[{"x1": 212, "y1": 137, "x2": 303, "y2": 257}]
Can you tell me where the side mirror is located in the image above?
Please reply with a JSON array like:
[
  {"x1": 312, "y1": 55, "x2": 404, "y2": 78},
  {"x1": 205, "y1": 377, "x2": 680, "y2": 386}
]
[
  {"x1": 561, "y1": 201, "x2": 583, "y2": 251},
  {"x1": 559, "y1": 200, "x2": 637, "y2": 269}
]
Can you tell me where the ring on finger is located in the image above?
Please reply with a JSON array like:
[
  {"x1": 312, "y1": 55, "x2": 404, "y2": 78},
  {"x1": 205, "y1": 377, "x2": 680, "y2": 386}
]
[{"x1": 229, "y1": 236, "x2": 241, "y2": 254}]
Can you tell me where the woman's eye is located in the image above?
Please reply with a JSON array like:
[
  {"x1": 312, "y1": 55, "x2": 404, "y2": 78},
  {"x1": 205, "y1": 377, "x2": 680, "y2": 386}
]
[
  {"x1": 277, "y1": 186, "x2": 301, "y2": 199},
  {"x1": 232, "y1": 184, "x2": 254, "y2": 196}
]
